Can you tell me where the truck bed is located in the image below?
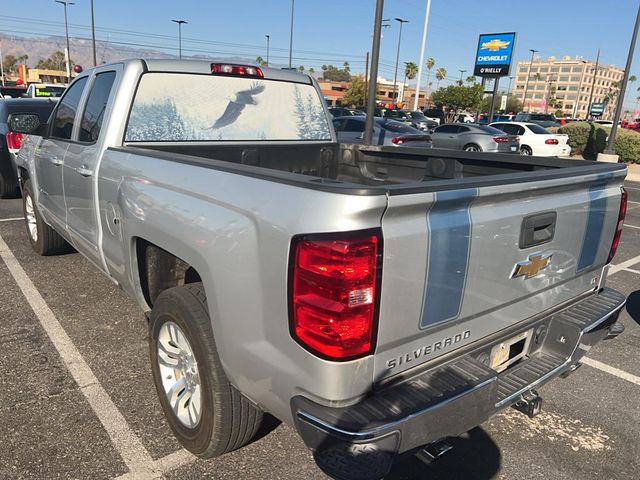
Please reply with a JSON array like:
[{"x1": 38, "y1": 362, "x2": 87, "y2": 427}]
[{"x1": 117, "y1": 142, "x2": 624, "y2": 195}]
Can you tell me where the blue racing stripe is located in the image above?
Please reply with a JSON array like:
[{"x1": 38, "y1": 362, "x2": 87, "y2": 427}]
[
  {"x1": 576, "y1": 183, "x2": 608, "y2": 272},
  {"x1": 420, "y1": 188, "x2": 478, "y2": 329}
]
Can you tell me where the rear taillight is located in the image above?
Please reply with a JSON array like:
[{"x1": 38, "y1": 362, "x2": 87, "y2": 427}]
[
  {"x1": 493, "y1": 136, "x2": 510, "y2": 143},
  {"x1": 545, "y1": 138, "x2": 559, "y2": 145},
  {"x1": 607, "y1": 188, "x2": 628, "y2": 264},
  {"x1": 6, "y1": 132, "x2": 24, "y2": 151},
  {"x1": 211, "y1": 63, "x2": 264, "y2": 78},
  {"x1": 391, "y1": 135, "x2": 431, "y2": 145},
  {"x1": 289, "y1": 230, "x2": 382, "y2": 360}
]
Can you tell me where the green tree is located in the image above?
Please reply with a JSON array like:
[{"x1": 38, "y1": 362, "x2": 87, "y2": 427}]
[
  {"x1": 298, "y1": 65, "x2": 305, "y2": 73},
  {"x1": 465, "y1": 75, "x2": 476, "y2": 84},
  {"x1": 343, "y1": 61, "x2": 350, "y2": 73},
  {"x1": 308, "y1": 67, "x2": 315, "y2": 74},
  {"x1": 431, "y1": 83, "x2": 484, "y2": 121},
  {"x1": 255, "y1": 56, "x2": 267, "y2": 67},
  {"x1": 2, "y1": 54, "x2": 17, "y2": 74},
  {"x1": 479, "y1": 92, "x2": 522, "y2": 114},
  {"x1": 321, "y1": 64, "x2": 351, "y2": 82},
  {"x1": 435, "y1": 67, "x2": 447, "y2": 89},
  {"x1": 404, "y1": 61, "x2": 418, "y2": 81},
  {"x1": 342, "y1": 75, "x2": 366, "y2": 107},
  {"x1": 36, "y1": 51, "x2": 66, "y2": 70},
  {"x1": 425, "y1": 57, "x2": 435, "y2": 97}
]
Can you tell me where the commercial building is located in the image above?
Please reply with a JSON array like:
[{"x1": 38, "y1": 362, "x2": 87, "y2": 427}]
[
  {"x1": 511, "y1": 55, "x2": 624, "y2": 118},
  {"x1": 319, "y1": 77, "x2": 430, "y2": 108}
]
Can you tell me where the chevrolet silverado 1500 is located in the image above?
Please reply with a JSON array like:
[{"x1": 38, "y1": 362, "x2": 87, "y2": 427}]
[{"x1": 10, "y1": 59, "x2": 628, "y2": 479}]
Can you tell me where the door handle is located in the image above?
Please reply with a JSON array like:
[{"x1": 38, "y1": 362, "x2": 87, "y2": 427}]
[
  {"x1": 75, "y1": 166, "x2": 93, "y2": 177},
  {"x1": 42, "y1": 154, "x2": 62, "y2": 166},
  {"x1": 520, "y1": 212, "x2": 557, "y2": 248}
]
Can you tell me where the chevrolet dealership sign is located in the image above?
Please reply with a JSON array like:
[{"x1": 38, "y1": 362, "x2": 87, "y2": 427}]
[{"x1": 474, "y1": 32, "x2": 516, "y2": 77}]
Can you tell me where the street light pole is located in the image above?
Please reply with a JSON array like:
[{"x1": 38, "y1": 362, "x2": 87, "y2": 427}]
[
  {"x1": 265, "y1": 35, "x2": 270, "y2": 66},
  {"x1": 171, "y1": 20, "x2": 187, "y2": 59},
  {"x1": 392, "y1": 17, "x2": 409, "y2": 105},
  {"x1": 572, "y1": 60, "x2": 588, "y2": 119},
  {"x1": 413, "y1": 0, "x2": 432, "y2": 111},
  {"x1": 459, "y1": 69, "x2": 467, "y2": 83},
  {"x1": 606, "y1": 2, "x2": 640, "y2": 154},
  {"x1": 522, "y1": 48, "x2": 538, "y2": 113},
  {"x1": 90, "y1": 0, "x2": 97, "y2": 66},
  {"x1": 288, "y1": 0, "x2": 295, "y2": 69},
  {"x1": 55, "y1": 0, "x2": 74, "y2": 83},
  {"x1": 364, "y1": 0, "x2": 385, "y2": 145}
]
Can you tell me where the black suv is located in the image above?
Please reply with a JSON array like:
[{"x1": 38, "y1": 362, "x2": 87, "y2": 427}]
[{"x1": 422, "y1": 107, "x2": 445, "y2": 124}]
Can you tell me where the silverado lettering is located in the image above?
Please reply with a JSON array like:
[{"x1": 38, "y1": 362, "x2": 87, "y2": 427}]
[{"x1": 385, "y1": 330, "x2": 472, "y2": 369}]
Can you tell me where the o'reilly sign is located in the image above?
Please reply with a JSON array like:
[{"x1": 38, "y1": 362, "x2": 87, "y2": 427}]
[{"x1": 474, "y1": 32, "x2": 516, "y2": 77}]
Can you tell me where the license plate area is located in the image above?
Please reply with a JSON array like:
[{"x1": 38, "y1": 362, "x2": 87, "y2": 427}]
[{"x1": 490, "y1": 329, "x2": 533, "y2": 373}]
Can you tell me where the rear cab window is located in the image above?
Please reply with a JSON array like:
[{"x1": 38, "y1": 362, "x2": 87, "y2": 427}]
[
  {"x1": 79, "y1": 71, "x2": 117, "y2": 143},
  {"x1": 125, "y1": 73, "x2": 331, "y2": 142}
]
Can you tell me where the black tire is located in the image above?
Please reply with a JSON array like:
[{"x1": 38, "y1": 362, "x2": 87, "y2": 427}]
[
  {"x1": 464, "y1": 144, "x2": 482, "y2": 152},
  {"x1": 520, "y1": 145, "x2": 533, "y2": 156},
  {"x1": 149, "y1": 283, "x2": 263, "y2": 458},
  {"x1": 0, "y1": 173, "x2": 20, "y2": 198},
  {"x1": 22, "y1": 179, "x2": 70, "y2": 256}
]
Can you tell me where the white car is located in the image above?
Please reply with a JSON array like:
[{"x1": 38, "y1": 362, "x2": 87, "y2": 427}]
[{"x1": 490, "y1": 121, "x2": 572, "y2": 157}]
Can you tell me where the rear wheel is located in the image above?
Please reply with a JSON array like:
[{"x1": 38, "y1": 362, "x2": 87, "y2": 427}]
[
  {"x1": 520, "y1": 145, "x2": 533, "y2": 156},
  {"x1": 22, "y1": 179, "x2": 70, "y2": 255},
  {"x1": 149, "y1": 283, "x2": 263, "y2": 458},
  {"x1": 464, "y1": 144, "x2": 481, "y2": 152}
]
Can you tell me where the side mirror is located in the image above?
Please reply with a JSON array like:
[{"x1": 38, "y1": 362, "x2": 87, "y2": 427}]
[{"x1": 8, "y1": 113, "x2": 45, "y2": 135}]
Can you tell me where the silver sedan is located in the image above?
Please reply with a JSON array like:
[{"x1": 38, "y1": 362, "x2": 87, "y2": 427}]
[
  {"x1": 430, "y1": 123, "x2": 519, "y2": 153},
  {"x1": 332, "y1": 116, "x2": 432, "y2": 147}
]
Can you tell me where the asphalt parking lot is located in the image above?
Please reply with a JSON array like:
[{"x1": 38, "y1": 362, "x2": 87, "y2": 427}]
[{"x1": 1, "y1": 182, "x2": 639, "y2": 480}]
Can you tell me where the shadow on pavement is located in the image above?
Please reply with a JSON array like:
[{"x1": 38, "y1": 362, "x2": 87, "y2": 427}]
[
  {"x1": 386, "y1": 427, "x2": 501, "y2": 480},
  {"x1": 625, "y1": 290, "x2": 640, "y2": 325}
]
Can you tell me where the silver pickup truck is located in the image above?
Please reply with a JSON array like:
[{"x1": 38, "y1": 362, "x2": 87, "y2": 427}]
[{"x1": 10, "y1": 59, "x2": 628, "y2": 479}]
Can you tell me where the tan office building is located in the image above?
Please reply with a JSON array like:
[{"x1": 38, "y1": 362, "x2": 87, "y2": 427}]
[{"x1": 511, "y1": 56, "x2": 624, "y2": 118}]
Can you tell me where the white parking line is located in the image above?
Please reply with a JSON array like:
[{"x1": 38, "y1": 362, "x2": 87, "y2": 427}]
[
  {"x1": 582, "y1": 357, "x2": 640, "y2": 387},
  {"x1": 628, "y1": 200, "x2": 640, "y2": 205},
  {"x1": 625, "y1": 185, "x2": 640, "y2": 191},
  {"x1": 0, "y1": 217, "x2": 24, "y2": 222},
  {"x1": 608, "y1": 254, "x2": 640, "y2": 275},
  {"x1": 624, "y1": 224, "x2": 640, "y2": 230},
  {"x1": 0, "y1": 232, "x2": 155, "y2": 474}
]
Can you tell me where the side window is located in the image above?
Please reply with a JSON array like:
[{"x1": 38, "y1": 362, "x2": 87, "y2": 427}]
[
  {"x1": 435, "y1": 124, "x2": 458, "y2": 134},
  {"x1": 344, "y1": 120, "x2": 365, "y2": 132},
  {"x1": 51, "y1": 77, "x2": 88, "y2": 140},
  {"x1": 492, "y1": 124, "x2": 507, "y2": 133},
  {"x1": 457, "y1": 126, "x2": 470, "y2": 133},
  {"x1": 79, "y1": 71, "x2": 116, "y2": 143},
  {"x1": 515, "y1": 126, "x2": 526, "y2": 136}
]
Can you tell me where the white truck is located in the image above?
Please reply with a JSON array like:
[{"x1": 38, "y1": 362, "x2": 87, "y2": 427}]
[{"x1": 10, "y1": 59, "x2": 628, "y2": 479}]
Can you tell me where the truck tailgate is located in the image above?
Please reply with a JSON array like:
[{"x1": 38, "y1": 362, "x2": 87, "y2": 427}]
[{"x1": 375, "y1": 171, "x2": 625, "y2": 380}]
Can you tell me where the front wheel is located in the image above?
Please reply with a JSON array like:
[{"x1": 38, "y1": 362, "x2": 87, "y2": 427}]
[
  {"x1": 149, "y1": 283, "x2": 263, "y2": 458},
  {"x1": 464, "y1": 144, "x2": 481, "y2": 152},
  {"x1": 22, "y1": 179, "x2": 70, "y2": 255}
]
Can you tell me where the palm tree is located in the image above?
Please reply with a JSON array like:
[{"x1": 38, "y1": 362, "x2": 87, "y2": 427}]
[
  {"x1": 465, "y1": 75, "x2": 476, "y2": 84},
  {"x1": 404, "y1": 61, "x2": 418, "y2": 81},
  {"x1": 435, "y1": 67, "x2": 447, "y2": 89},
  {"x1": 298, "y1": 65, "x2": 305, "y2": 73},
  {"x1": 425, "y1": 57, "x2": 435, "y2": 96}
]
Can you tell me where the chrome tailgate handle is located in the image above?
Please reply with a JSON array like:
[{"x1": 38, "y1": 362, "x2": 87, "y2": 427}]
[{"x1": 520, "y1": 211, "x2": 557, "y2": 249}]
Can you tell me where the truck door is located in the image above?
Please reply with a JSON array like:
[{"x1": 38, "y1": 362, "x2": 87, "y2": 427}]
[
  {"x1": 35, "y1": 76, "x2": 88, "y2": 229},
  {"x1": 63, "y1": 69, "x2": 118, "y2": 266}
]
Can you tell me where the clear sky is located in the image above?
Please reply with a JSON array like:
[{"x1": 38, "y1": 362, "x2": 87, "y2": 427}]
[{"x1": 2, "y1": 0, "x2": 640, "y2": 105}]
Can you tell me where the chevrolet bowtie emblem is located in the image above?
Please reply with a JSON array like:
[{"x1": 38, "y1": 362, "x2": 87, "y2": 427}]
[{"x1": 511, "y1": 253, "x2": 552, "y2": 279}]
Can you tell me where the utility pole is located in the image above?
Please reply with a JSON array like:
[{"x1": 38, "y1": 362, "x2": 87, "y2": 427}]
[
  {"x1": 288, "y1": 0, "x2": 295, "y2": 69},
  {"x1": 413, "y1": 0, "x2": 432, "y2": 111},
  {"x1": 364, "y1": 0, "x2": 385, "y2": 145},
  {"x1": 392, "y1": 17, "x2": 409, "y2": 105},
  {"x1": 606, "y1": 2, "x2": 640, "y2": 155},
  {"x1": 364, "y1": 51, "x2": 369, "y2": 107},
  {"x1": 172, "y1": 20, "x2": 187, "y2": 59},
  {"x1": 90, "y1": 0, "x2": 97, "y2": 66},
  {"x1": 0, "y1": 46, "x2": 5, "y2": 86},
  {"x1": 586, "y1": 48, "x2": 600, "y2": 121},
  {"x1": 265, "y1": 35, "x2": 270, "y2": 66},
  {"x1": 522, "y1": 48, "x2": 538, "y2": 112},
  {"x1": 505, "y1": 75, "x2": 514, "y2": 111},
  {"x1": 55, "y1": 0, "x2": 74, "y2": 83},
  {"x1": 572, "y1": 60, "x2": 588, "y2": 118},
  {"x1": 488, "y1": 78, "x2": 500, "y2": 123}
]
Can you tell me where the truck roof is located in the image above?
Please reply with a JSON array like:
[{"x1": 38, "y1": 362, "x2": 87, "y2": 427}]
[{"x1": 90, "y1": 58, "x2": 313, "y2": 84}]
